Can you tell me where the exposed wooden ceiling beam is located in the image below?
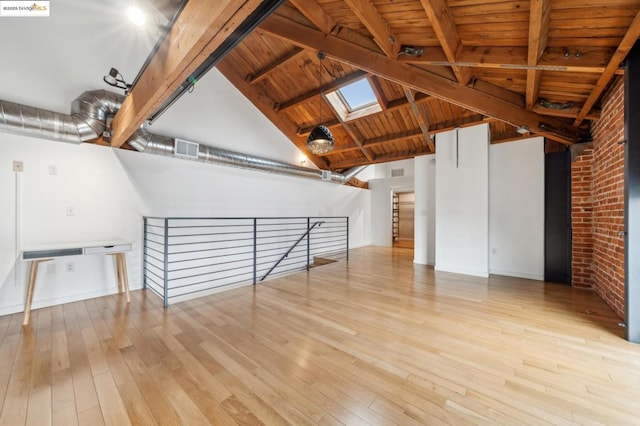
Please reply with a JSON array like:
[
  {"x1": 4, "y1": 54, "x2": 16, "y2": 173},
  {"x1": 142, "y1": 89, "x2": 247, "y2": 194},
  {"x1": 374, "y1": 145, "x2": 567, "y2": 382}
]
[
  {"x1": 260, "y1": 15, "x2": 588, "y2": 144},
  {"x1": 321, "y1": 94, "x2": 373, "y2": 162},
  {"x1": 533, "y1": 104, "x2": 600, "y2": 121},
  {"x1": 217, "y1": 59, "x2": 330, "y2": 169},
  {"x1": 297, "y1": 92, "x2": 434, "y2": 136},
  {"x1": 288, "y1": 0, "x2": 335, "y2": 33},
  {"x1": 526, "y1": 0, "x2": 552, "y2": 110},
  {"x1": 469, "y1": 79, "x2": 525, "y2": 107},
  {"x1": 345, "y1": 177, "x2": 368, "y2": 189},
  {"x1": 404, "y1": 87, "x2": 434, "y2": 152},
  {"x1": 320, "y1": 128, "x2": 423, "y2": 156},
  {"x1": 491, "y1": 134, "x2": 532, "y2": 145},
  {"x1": 398, "y1": 46, "x2": 616, "y2": 74},
  {"x1": 343, "y1": 0, "x2": 396, "y2": 57},
  {"x1": 275, "y1": 70, "x2": 367, "y2": 112},
  {"x1": 247, "y1": 47, "x2": 305, "y2": 84},
  {"x1": 111, "y1": 0, "x2": 265, "y2": 148},
  {"x1": 367, "y1": 75, "x2": 389, "y2": 110},
  {"x1": 419, "y1": 0, "x2": 471, "y2": 85},
  {"x1": 319, "y1": 114, "x2": 487, "y2": 156},
  {"x1": 298, "y1": 119, "x2": 341, "y2": 136},
  {"x1": 329, "y1": 146, "x2": 433, "y2": 169},
  {"x1": 574, "y1": 9, "x2": 640, "y2": 126}
]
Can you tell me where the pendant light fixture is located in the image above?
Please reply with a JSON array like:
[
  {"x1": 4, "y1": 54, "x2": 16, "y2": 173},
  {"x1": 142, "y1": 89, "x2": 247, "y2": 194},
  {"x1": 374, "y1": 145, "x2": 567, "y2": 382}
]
[{"x1": 306, "y1": 51, "x2": 335, "y2": 155}]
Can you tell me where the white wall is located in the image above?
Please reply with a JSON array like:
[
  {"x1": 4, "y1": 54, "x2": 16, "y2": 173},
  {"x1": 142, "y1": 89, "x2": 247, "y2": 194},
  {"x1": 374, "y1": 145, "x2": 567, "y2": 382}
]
[
  {"x1": 0, "y1": 135, "x2": 372, "y2": 316},
  {"x1": 370, "y1": 158, "x2": 415, "y2": 179},
  {"x1": 435, "y1": 124, "x2": 489, "y2": 277},
  {"x1": 369, "y1": 176, "x2": 414, "y2": 246},
  {"x1": 115, "y1": 150, "x2": 371, "y2": 246},
  {"x1": 414, "y1": 154, "x2": 436, "y2": 265},
  {"x1": 0, "y1": 134, "x2": 146, "y2": 316},
  {"x1": 0, "y1": 0, "x2": 372, "y2": 316},
  {"x1": 489, "y1": 137, "x2": 545, "y2": 280}
]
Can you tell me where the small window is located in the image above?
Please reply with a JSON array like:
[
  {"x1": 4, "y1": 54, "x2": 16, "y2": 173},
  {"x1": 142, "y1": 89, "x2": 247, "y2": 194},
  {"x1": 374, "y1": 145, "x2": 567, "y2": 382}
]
[
  {"x1": 325, "y1": 77, "x2": 383, "y2": 122},
  {"x1": 337, "y1": 78, "x2": 378, "y2": 112}
]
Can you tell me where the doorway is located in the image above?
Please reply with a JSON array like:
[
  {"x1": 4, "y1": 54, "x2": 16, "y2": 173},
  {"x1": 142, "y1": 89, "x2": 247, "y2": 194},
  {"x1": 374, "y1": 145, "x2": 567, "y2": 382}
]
[{"x1": 393, "y1": 192, "x2": 415, "y2": 249}]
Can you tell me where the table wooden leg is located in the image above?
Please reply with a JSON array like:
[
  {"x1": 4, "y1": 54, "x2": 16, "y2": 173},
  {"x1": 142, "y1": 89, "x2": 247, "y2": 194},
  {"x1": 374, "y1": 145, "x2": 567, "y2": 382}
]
[
  {"x1": 23, "y1": 259, "x2": 51, "y2": 326},
  {"x1": 113, "y1": 253, "x2": 130, "y2": 303},
  {"x1": 111, "y1": 254, "x2": 123, "y2": 294}
]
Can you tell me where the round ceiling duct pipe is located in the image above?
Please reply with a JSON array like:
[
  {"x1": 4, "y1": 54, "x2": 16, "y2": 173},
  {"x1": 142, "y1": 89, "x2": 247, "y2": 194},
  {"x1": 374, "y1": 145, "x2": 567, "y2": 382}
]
[{"x1": 0, "y1": 89, "x2": 365, "y2": 185}]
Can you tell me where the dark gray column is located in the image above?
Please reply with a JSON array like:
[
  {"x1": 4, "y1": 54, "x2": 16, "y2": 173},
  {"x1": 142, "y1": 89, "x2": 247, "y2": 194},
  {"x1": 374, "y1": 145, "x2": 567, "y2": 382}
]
[{"x1": 625, "y1": 41, "x2": 640, "y2": 343}]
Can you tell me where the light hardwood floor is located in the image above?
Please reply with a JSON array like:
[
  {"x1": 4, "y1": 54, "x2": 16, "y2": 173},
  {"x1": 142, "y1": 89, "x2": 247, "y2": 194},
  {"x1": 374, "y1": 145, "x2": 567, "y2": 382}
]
[{"x1": 1, "y1": 246, "x2": 640, "y2": 425}]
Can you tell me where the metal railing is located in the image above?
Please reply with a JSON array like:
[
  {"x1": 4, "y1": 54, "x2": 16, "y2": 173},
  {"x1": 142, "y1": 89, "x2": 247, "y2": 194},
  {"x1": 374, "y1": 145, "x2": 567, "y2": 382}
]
[{"x1": 143, "y1": 216, "x2": 349, "y2": 307}]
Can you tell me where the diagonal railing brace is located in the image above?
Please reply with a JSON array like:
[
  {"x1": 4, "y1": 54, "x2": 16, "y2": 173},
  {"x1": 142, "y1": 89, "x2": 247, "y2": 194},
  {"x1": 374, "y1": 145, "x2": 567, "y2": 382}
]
[{"x1": 260, "y1": 221, "x2": 324, "y2": 281}]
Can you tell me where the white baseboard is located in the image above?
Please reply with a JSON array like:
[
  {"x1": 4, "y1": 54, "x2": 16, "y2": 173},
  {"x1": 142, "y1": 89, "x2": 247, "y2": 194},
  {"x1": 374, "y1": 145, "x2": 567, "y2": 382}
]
[
  {"x1": 434, "y1": 265, "x2": 489, "y2": 278},
  {"x1": 0, "y1": 283, "x2": 142, "y2": 317},
  {"x1": 489, "y1": 269, "x2": 544, "y2": 281}
]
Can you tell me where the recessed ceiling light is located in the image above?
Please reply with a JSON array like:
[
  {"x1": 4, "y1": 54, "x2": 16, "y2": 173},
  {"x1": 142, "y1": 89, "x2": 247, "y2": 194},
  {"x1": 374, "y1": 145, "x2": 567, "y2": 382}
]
[{"x1": 127, "y1": 6, "x2": 147, "y2": 26}]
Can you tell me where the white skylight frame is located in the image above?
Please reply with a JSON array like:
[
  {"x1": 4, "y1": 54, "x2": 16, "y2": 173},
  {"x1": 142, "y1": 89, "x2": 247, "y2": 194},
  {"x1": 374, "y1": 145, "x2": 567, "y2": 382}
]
[{"x1": 325, "y1": 77, "x2": 383, "y2": 122}]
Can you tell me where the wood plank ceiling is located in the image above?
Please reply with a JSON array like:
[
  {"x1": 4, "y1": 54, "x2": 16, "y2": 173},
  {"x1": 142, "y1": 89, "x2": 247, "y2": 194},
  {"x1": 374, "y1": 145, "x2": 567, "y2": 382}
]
[{"x1": 167, "y1": 1, "x2": 640, "y2": 171}]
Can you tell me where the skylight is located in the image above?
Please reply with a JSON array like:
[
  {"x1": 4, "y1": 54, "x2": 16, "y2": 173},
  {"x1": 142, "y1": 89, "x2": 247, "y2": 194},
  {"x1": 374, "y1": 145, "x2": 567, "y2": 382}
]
[
  {"x1": 325, "y1": 77, "x2": 383, "y2": 122},
  {"x1": 337, "y1": 78, "x2": 378, "y2": 112}
]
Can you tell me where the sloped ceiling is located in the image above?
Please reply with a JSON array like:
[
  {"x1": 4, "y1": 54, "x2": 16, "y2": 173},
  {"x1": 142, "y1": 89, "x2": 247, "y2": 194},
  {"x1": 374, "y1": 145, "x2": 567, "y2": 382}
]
[
  {"x1": 215, "y1": 0, "x2": 640, "y2": 171},
  {"x1": 3, "y1": 0, "x2": 638, "y2": 175}
]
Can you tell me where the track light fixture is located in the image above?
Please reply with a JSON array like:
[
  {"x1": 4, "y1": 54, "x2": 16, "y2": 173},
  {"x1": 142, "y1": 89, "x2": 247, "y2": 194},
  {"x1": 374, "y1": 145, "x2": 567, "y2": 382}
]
[{"x1": 103, "y1": 67, "x2": 132, "y2": 94}]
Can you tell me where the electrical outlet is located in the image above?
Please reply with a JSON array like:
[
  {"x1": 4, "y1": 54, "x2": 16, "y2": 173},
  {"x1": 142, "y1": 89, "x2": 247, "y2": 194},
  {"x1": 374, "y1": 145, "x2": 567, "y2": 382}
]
[
  {"x1": 66, "y1": 262, "x2": 74, "y2": 272},
  {"x1": 66, "y1": 206, "x2": 75, "y2": 216},
  {"x1": 49, "y1": 164, "x2": 58, "y2": 175},
  {"x1": 13, "y1": 161, "x2": 24, "y2": 172}
]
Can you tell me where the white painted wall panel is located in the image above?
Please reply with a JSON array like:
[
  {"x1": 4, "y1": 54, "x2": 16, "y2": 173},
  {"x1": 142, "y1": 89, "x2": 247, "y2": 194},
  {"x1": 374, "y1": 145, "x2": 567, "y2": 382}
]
[
  {"x1": 435, "y1": 124, "x2": 489, "y2": 277},
  {"x1": 489, "y1": 137, "x2": 545, "y2": 280},
  {"x1": 0, "y1": 134, "x2": 145, "y2": 316},
  {"x1": 414, "y1": 154, "x2": 435, "y2": 265}
]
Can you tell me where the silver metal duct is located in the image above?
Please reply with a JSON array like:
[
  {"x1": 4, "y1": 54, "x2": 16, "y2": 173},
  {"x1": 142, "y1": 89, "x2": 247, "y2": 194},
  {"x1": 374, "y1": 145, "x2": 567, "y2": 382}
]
[
  {"x1": 128, "y1": 127, "x2": 366, "y2": 184},
  {"x1": 0, "y1": 90, "x2": 123, "y2": 144},
  {"x1": 0, "y1": 90, "x2": 365, "y2": 185}
]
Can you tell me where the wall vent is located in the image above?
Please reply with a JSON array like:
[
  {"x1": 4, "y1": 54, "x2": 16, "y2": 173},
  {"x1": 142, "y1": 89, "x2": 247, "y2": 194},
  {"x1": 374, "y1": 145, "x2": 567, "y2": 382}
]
[
  {"x1": 175, "y1": 139, "x2": 199, "y2": 159},
  {"x1": 321, "y1": 170, "x2": 332, "y2": 181},
  {"x1": 391, "y1": 168, "x2": 404, "y2": 177}
]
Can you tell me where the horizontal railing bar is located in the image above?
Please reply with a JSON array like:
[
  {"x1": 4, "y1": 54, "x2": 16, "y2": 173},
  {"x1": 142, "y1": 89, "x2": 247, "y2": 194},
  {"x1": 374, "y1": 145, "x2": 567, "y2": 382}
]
[
  {"x1": 168, "y1": 237, "x2": 255, "y2": 247},
  {"x1": 145, "y1": 238, "x2": 165, "y2": 245},
  {"x1": 168, "y1": 252, "x2": 252, "y2": 264},
  {"x1": 145, "y1": 253, "x2": 165, "y2": 264},
  {"x1": 256, "y1": 255, "x2": 307, "y2": 267},
  {"x1": 163, "y1": 216, "x2": 346, "y2": 222},
  {"x1": 146, "y1": 285, "x2": 164, "y2": 300},
  {"x1": 145, "y1": 242, "x2": 165, "y2": 251},
  {"x1": 169, "y1": 257, "x2": 255, "y2": 273},
  {"x1": 170, "y1": 265, "x2": 253, "y2": 281},
  {"x1": 169, "y1": 243, "x2": 255, "y2": 256},
  {"x1": 146, "y1": 277, "x2": 164, "y2": 290},
  {"x1": 146, "y1": 231, "x2": 167, "y2": 238},
  {"x1": 146, "y1": 269, "x2": 165, "y2": 283},
  {"x1": 167, "y1": 279, "x2": 251, "y2": 298},
  {"x1": 169, "y1": 230, "x2": 255, "y2": 238},
  {"x1": 167, "y1": 224, "x2": 254, "y2": 229},
  {"x1": 169, "y1": 270, "x2": 253, "y2": 288}
]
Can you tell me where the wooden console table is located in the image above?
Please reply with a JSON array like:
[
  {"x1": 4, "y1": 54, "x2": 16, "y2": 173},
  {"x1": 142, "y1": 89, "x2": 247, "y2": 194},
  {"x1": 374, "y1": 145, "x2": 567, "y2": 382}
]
[{"x1": 21, "y1": 241, "x2": 132, "y2": 325}]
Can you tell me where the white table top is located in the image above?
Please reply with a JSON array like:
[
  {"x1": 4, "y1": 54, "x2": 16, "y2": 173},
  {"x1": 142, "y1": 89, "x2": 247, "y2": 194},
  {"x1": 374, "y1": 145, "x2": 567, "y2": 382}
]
[{"x1": 22, "y1": 240, "x2": 132, "y2": 260}]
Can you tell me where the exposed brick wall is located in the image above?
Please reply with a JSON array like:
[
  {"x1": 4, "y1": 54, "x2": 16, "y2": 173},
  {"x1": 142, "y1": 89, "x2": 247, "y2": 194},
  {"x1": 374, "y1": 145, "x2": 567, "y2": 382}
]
[
  {"x1": 571, "y1": 147, "x2": 594, "y2": 289},
  {"x1": 591, "y1": 76, "x2": 625, "y2": 318}
]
